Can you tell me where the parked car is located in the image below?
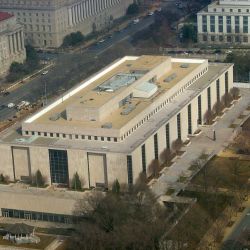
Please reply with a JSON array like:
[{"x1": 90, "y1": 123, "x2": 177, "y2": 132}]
[
  {"x1": 41, "y1": 70, "x2": 49, "y2": 75},
  {"x1": 133, "y1": 18, "x2": 140, "y2": 24},
  {"x1": 7, "y1": 103, "x2": 15, "y2": 108}
]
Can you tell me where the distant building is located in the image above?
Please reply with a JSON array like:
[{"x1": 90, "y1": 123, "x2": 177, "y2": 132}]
[
  {"x1": 0, "y1": 0, "x2": 133, "y2": 48},
  {"x1": 0, "y1": 11, "x2": 26, "y2": 75},
  {"x1": 197, "y1": 0, "x2": 250, "y2": 44}
]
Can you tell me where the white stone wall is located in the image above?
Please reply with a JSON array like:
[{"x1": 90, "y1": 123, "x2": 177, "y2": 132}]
[
  {"x1": 0, "y1": 16, "x2": 26, "y2": 75},
  {"x1": 0, "y1": 0, "x2": 133, "y2": 48}
]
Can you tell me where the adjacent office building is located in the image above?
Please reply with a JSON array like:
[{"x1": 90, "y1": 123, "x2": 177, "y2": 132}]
[
  {"x1": 197, "y1": 0, "x2": 250, "y2": 44},
  {"x1": 0, "y1": 11, "x2": 26, "y2": 75},
  {"x1": 0, "y1": 0, "x2": 133, "y2": 48}
]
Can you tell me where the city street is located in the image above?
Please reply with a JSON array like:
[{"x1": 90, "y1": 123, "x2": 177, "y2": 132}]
[{"x1": 0, "y1": 15, "x2": 155, "y2": 122}]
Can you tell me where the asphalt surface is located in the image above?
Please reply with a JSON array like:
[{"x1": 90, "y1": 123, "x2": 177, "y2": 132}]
[{"x1": 0, "y1": 15, "x2": 155, "y2": 122}]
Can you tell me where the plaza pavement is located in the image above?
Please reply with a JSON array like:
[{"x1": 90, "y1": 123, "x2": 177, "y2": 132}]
[{"x1": 151, "y1": 88, "x2": 250, "y2": 197}]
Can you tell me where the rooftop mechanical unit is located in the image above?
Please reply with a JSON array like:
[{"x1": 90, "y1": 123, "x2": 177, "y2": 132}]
[{"x1": 164, "y1": 73, "x2": 177, "y2": 82}]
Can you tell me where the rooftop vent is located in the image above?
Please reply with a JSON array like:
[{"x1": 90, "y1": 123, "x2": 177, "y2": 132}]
[
  {"x1": 49, "y1": 113, "x2": 61, "y2": 121},
  {"x1": 101, "y1": 123, "x2": 112, "y2": 129},
  {"x1": 164, "y1": 73, "x2": 177, "y2": 82},
  {"x1": 121, "y1": 104, "x2": 135, "y2": 115},
  {"x1": 180, "y1": 64, "x2": 189, "y2": 68}
]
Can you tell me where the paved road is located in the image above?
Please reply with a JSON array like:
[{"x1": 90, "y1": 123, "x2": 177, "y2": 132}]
[
  {"x1": 0, "y1": 0, "x2": 184, "y2": 122},
  {"x1": 0, "y1": 15, "x2": 155, "y2": 122}
]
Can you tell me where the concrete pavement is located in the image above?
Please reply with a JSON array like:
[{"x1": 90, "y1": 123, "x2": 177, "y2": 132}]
[{"x1": 151, "y1": 88, "x2": 250, "y2": 197}]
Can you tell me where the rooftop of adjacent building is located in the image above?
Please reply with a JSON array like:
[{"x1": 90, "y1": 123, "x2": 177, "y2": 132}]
[
  {"x1": 0, "y1": 11, "x2": 13, "y2": 22},
  {"x1": 0, "y1": 61, "x2": 233, "y2": 154},
  {"x1": 23, "y1": 56, "x2": 204, "y2": 131}
]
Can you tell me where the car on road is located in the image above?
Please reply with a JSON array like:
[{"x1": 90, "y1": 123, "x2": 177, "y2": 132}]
[
  {"x1": 98, "y1": 39, "x2": 105, "y2": 44},
  {"x1": 7, "y1": 103, "x2": 15, "y2": 108},
  {"x1": 147, "y1": 11, "x2": 154, "y2": 16},
  {"x1": 16, "y1": 101, "x2": 30, "y2": 110},
  {"x1": 41, "y1": 70, "x2": 49, "y2": 75},
  {"x1": 133, "y1": 18, "x2": 140, "y2": 24}
]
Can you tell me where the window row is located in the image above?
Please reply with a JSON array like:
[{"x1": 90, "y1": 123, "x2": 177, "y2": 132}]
[{"x1": 24, "y1": 130, "x2": 118, "y2": 142}]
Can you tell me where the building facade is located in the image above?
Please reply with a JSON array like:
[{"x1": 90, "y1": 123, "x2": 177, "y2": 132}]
[
  {"x1": 0, "y1": 12, "x2": 26, "y2": 75},
  {"x1": 0, "y1": 55, "x2": 234, "y2": 191},
  {"x1": 197, "y1": 0, "x2": 250, "y2": 44},
  {"x1": 0, "y1": 0, "x2": 133, "y2": 48}
]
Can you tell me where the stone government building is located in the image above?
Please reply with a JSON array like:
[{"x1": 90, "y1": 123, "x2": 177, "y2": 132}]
[
  {"x1": 0, "y1": 11, "x2": 26, "y2": 75},
  {"x1": 197, "y1": 0, "x2": 250, "y2": 44},
  {"x1": 0, "y1": 55, "x2": 233, "y2": 191},
  {"x1": 0, "y1": 0, "x2": 133, "y2": 48}
]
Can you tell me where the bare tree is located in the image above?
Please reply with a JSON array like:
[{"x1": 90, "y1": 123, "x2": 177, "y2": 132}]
[
  {"x1": 160, "y1": 148, "x2": 172, "y2": 166},
  {"x1": 70, "y1": 180, "x2": 169, "y2": 250},
  {"x1": 204, "y1": 109, "x2": 214, "y2": 125},
  {"x1": 148, "y1": 159, "x2": 160, "y2": 178},
  {"x1": 230, "y1": 87, "x2": 240, "y2": 100},
  {"x1": 171, "y1": 138, "x2": 183, "y2": 154}
]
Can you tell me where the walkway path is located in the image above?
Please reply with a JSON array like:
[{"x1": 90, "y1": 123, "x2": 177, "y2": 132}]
[{"x1": 151, "y1": 88, "x2": 250, "y2": 197}]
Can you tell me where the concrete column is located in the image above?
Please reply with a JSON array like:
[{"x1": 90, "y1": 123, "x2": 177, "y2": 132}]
[
  {"x1": 8, "y1": 35, "x2": 12, "y2": 54},
  {"x1": 17, "y1": 32, "x2": 21, "y2": 51},
  {"x1": 239, "y1": 15, "x2": 243, "y2": 33},
  {"x1": 77, "y1": 4, "x2": 80, "y2": 22},
  {"x1": 20, "y1": 31, "x2": 24, "y2": 50},
  {"x1": 83, "y1": 1, "x2": 87, "y2": 18},
  {"x1": 215, "y1": 15, "x2": 218, "y2": 33},
  {"x1": 71, "y1": 7, "x2": 75, "y2": 25},
  {"x1": 68, "y1": 7, "x2": 73, "y2": 26},
  {"x1": 12, "y1": 34, "x2": 16, "y2": 54},
  {"x1": 86, "y1": 0, "x2": 90, "y2": 17},
  {"x1": 80, "y1": 3, "x2": 83, "y2": 21}
]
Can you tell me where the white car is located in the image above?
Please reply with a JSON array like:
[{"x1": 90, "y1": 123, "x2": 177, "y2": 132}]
[
  {"x1": 148, "y1": 12, "x2": 154, "y2": 16},
  {"x1": 7, "y1": 103, "x2": 15, "y2": 108},
  {"x1": 41, "y1": 70, "x2": 48, "y2": 75},
  {"x1": 98, "y1": 39, "x2": 105, "y2": 43},
  {"x1": 133, "y1": 18, "x2": 140, "y2": 24}
]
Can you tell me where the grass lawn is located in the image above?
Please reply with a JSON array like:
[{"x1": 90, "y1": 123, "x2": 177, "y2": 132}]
[
  {"x1": 0, "y1": 234, "x2": 55, "y2": 249},
  {"x1": 167, "y1": 190, "x2": 233, "y2": 248},
  {"x1": 190, "y1": 156, "x2": 250, "y2": 190}
]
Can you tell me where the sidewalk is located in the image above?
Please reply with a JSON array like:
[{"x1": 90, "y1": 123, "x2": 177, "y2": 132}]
[{"x1": 151, "y1": 88, "x2": 250, "y2": 197}]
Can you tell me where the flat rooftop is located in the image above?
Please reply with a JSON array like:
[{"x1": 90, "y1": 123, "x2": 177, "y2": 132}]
[
  {"x1": 0, "y1": 62, "x2": 232, "y2": 154},
  {"x1": 23, "y1": 56, "x2": 203, "y2": 132}
]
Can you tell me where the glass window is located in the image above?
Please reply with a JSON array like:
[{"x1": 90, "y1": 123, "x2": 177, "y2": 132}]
[
  {"x1": 154, "y1": 133, "x2": 158, "y2": 160},
  {"x1": 141, "y1": 144, "x2": 146, "y2": 173},
  {"x1": 127, "y1": 155, "x2": 133, "y2": 185},
  {"x1": 49, "y1": 149, "x2": 69, "y2": 186},
  {"x1": 198, "y1": 95, "x2": 202, "y2": 125},
  {"x1": 207, "y1": 87, "x2": 211, "y2": 110},
  {"x1": 177, "y1": 113, "x2": 181, "y2": 139},
  {"x1": 188, "y1": 104, "x2": 192, "y2": 134}
]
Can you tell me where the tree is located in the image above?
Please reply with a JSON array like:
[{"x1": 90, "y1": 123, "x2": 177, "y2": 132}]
[
  {"x1": 148, "y1": 159, "x2": 160, "y2": 178},
  {"x1": 204, "y1": 109, "x2": 214, "y2": 125},
  {"x1": 222, "y1": 93, "x2": 233, "y2": 107},
  {"x1": 71, "y1": 172, "x2": 82, "y2": 191},
  {"x1": 62, "y1": 31, "x2": 85, "y2": 47},
  {"x1": 127, "y1": 3, "x2": 139, "y2": 15},
  {"x1": 181, "y1": 24, "x2": 197, "y2": 44},
  {"x1": 70, "y1": 181, "x2": 169, "y2": 250},
  {"x1": 160, "y1": 148, "x2": 172, "y2": 166},
  {"x1": 212, "y1": 100, "x2": 224, "y2": 116},
  {"x1": 112, "y1": 179, "x2": 120, "y2": 195},
  {"x1": 230, "y1": 87, "x2": 240, "y2": 100},
  {"x1": 172, "y1": 138, "x2": 183, "y2": 154},
  {"x1": 33, "y1": 170, "x2": 45, "y2": 187}
]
